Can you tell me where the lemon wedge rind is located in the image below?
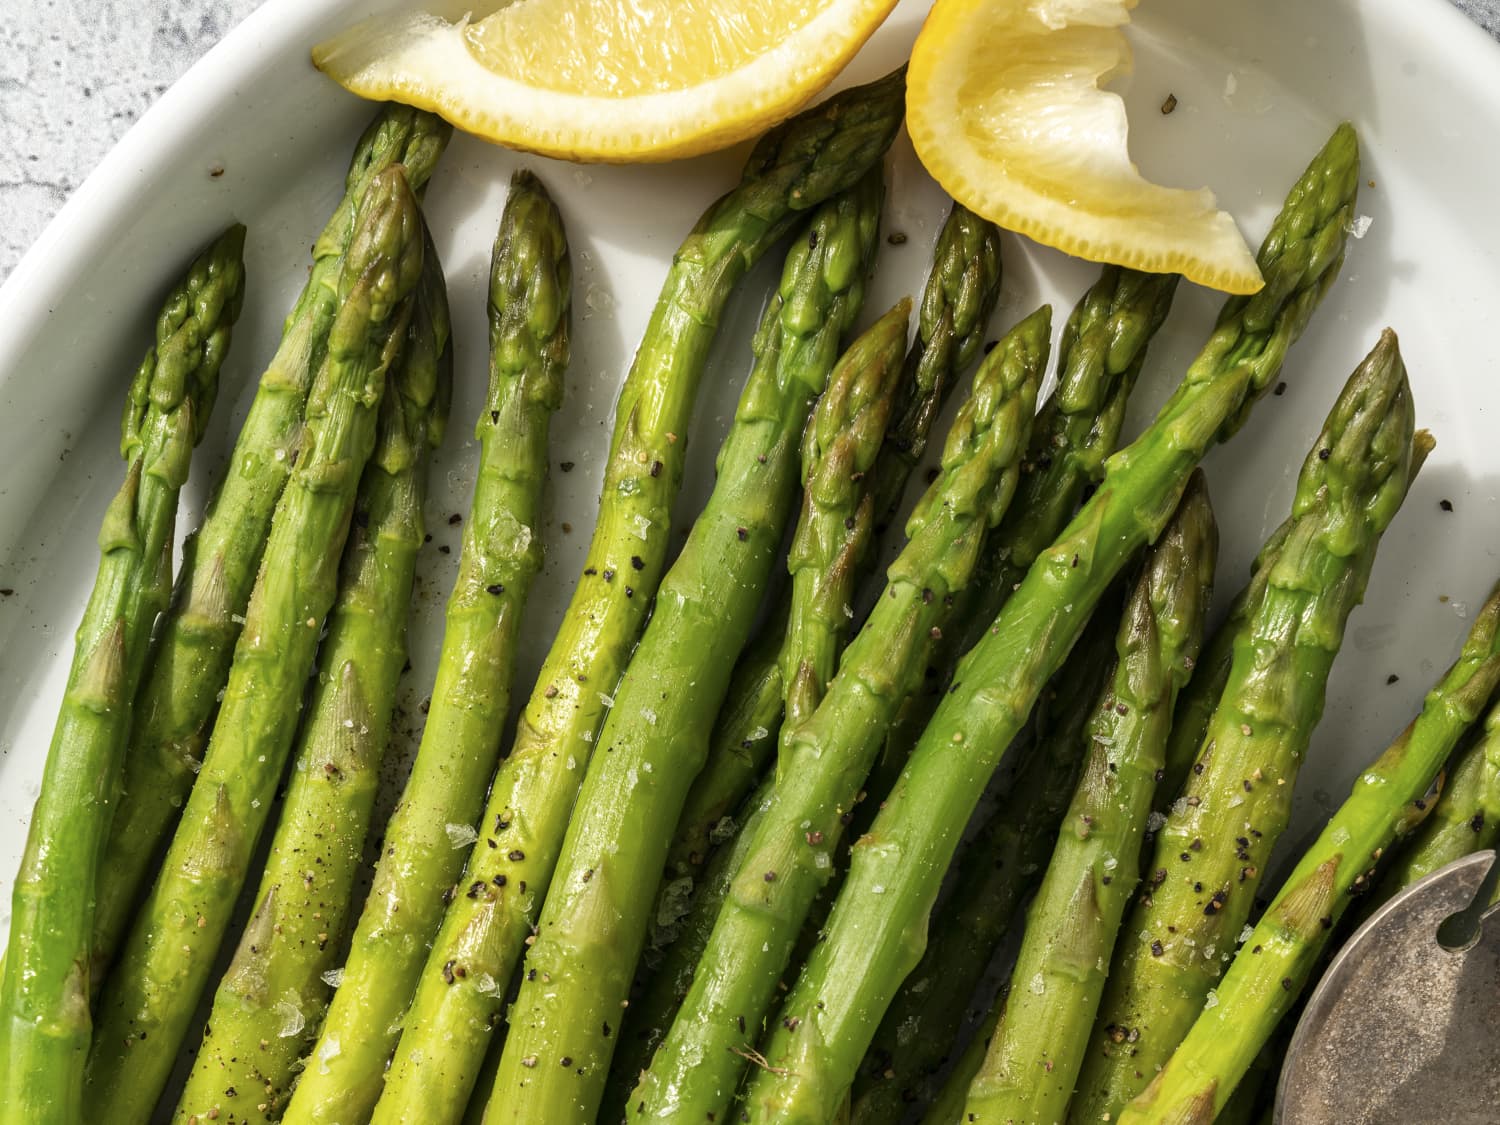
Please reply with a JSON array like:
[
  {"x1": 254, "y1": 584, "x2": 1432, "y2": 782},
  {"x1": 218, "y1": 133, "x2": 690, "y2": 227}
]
[
  {"x1": 907, "y1": 0, "x2": 1265, "y2": 295},
  {"x1": 313, "y1": 2, "x2": 899, "y2": 163}
]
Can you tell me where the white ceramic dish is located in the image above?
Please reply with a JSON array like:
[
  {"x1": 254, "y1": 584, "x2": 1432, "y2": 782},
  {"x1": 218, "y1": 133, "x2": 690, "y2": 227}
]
[{"x1": 1, "y1": 0, "x2": 1499, "y2": 1085}]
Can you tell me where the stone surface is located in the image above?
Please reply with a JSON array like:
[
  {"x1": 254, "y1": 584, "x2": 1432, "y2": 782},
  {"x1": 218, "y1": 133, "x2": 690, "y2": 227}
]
[{"x1": 0, "y1": 0, "x2": 1497, "y2": 280}]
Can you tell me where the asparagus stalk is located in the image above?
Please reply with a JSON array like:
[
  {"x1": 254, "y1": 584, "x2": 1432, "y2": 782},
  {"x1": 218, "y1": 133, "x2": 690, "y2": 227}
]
[
  {"x1": 488, "y1": 257, "x2": 902, "y2": 1125},
  {"x1": 1378, "y1": 691, "x2": 1500, "y2": 891},
  {"x1": 91, "y1": 108, "x2": 450, "y2": 979},
  {"x1": 1073, "y1": 333, "x2": 1422, "y2": 1124},
  {"x1": 286, "y1": 76, "x2": 903, "y2": 1125},
  {"x1": 851, "y1": 590, "x2": 1125, "y2": 1125},
  {"x1": 610, "y1": 280, "x2": 920, "y2": 1115},
  {"x1": 961, "y1": 473, "x2": 1219, "y2": 1125},
  {"x1": 378, "y1": 174, "x2": 891, "y2": 1125},
  {"x1": 846, "y1": 266, "x2": 1182, "y2": 1125},
  {"x1": 285, "y1": 171, "x2": 570, "y2": 1125},
  {"x1": 1117, "y1": 565, "x2": 1500, "y2": 1125},
  {"x1": 630, "y1": 307, "x2": 1050, "y2": 1122},
  {"x1": 867, "y1": 267, "x2": 1180, "y2": 824},
  {"x1": 661, "y1": 203, "x2": 1003, "y2": 915},
  {"x1": 739, "y1": 122, "x2": 1362, "y2": 1125},
  {"x1": 1156, "y1": 517, "x2": 1293, "y2": 805},
  {"x1": 0, "y1": 227, "x2": 246, "y2": 1125},
  {"x1": 173, "y1": 231, "x2": 454, "y2": 1125},
  {"x1": 869, "y1": 202, "x2": 1005, "y2": 532},
  {"x1": 83, "y1": 166, "x2": 424, "y2": 1121}
]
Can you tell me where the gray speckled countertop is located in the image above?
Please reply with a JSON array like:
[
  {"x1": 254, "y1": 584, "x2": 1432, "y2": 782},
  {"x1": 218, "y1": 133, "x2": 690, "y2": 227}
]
[{"x1": 2, "y1": 0, "x2": 1498, "y2": 281}]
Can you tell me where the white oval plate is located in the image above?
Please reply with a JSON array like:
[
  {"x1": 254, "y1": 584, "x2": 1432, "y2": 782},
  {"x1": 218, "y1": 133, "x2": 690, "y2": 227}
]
[{"x1": 1, "y1": 0, "x2": 1498, "y2": 1074}]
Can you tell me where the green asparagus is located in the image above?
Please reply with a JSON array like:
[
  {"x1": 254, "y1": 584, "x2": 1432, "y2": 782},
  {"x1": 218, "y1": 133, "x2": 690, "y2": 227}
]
[
  {"x1": 91, "y1": 108, "x2": 450, "y2": 980},
  {"x1": 739, "y1": 122, "x2": 1361, "y2": 1125},
  {"x1": 851, "y1": 589, "x2": 1125, "y2": 1125},
  {"x1": 866, "y1": 266, "x2": 1180, "y2": 824},
  {"x1": 661, "y1": 202, "x2": 1003, "y2": 917},
  {"x1": 489, "y1": 267, "x2": 902, "y2": 1125},
  {"x1": 870, "y1": 202, "x2": 1004, "y2": 532},
  {"x1": 631, "y1": 306, "x2": 1050, "y2": 1123},
  {"x1": 1073, "y1": 332, "x2": 1421, "y2": 1124},
  {"x1": 286, "y1": 171, "x2": 570, "y2": 1125},
  {"x1": 961, "y1": 473, "x2": 1218, "y2": 1125},
  {"x1": 286, "y1": 75, "x2": 903, "y2": 1125},
  {"x1": 1379, "y1": 689, "x2": 1500, "y2": 892},
  {"x1": 0, "y1": 226, "x2": 245, "y2": 1125},
  {"x1": 1118, "y1": 564, "x2": 1500, "y2": 1125},
  {"x1": 615, "y1": 222, "x2": 923, "y2": 1105},
  {"x1": 83, "y1": 166, "x2": 424, "y2": 1121},
  {"x1": 1155, "y1": 519, "x2": 1290, "y2": 806},
  {"x1": 173, "y1": 229, "x2": 453, "y2": 1125}
]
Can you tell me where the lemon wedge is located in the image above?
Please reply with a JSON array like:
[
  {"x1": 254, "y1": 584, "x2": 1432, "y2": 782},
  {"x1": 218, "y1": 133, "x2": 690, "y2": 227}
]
[
  {"x1": 312, "y1": 0, "x2": 899, "y2": 163},
  {"x1": 907, "y1": 0, "x2": 1264, "y2": 294}
]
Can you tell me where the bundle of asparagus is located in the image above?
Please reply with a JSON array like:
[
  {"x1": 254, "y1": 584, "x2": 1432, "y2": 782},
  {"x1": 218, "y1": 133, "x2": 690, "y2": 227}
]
[{"x1": 4, "y1": 64, "x2": 1493, "y2": 1125}]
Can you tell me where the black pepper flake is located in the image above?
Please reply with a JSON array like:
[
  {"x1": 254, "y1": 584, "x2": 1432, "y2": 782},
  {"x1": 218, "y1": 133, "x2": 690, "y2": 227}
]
[
  {"x1": 1281, "y1": 977, "x2": 1294, "y2": 991},
  {"x1": 1203, "y1": 890, "x2": 1229, "y2": 916},
  {"x1": 486, "y1": 583, "x2": 505, "y2": 596},
  {"x1": 736, "y1": 527, "x2": 748, "y2": 541},
  {"x1": 1161, "y1": 92, "x2": 1178, "y2": 114},
  {"x1": 651, "y1": 460, "x2": 663, "y2": 477},
  {"x1": 764, "y1": 871, "x2": 777, "y2": 883},
  {"x1": 442, "y1": 960, "x2": 456, "y2": 984},
  {"x1": 560, "y1": 1056, "x2": 573, "y2": 1067},
  {"x1": 738, "y1": 1015, "x2": 747, "y2": 1033},
  {"x1": 466, "y1": 881, "x2": 486, "y2": 899},
  {"x1": 888, "y1": 232, "x2": 908, "y2": 245},
  {"x1": 584, "y1": 567, "x2": 597, "y2": 576},
  {"x1": 1150, "y1": 940, "x2": 1165, "y2": 957},
  {"x1": 491, "y1": 410, "x2": 500, "y2": 424},
  {"x1": 438, "y1": 544, "x2": 451, "y2": 554},
  {"x1": 545, "y1": 684, "x2": 559, "y2": 699},
  {"x1": 603, "y1": 1021, "x2": 612, "y2": 1037},
  {"x1": 448, "y1": 513, "x2": 462, "y2": 525},
  {"x1": 1470, "y1": 812, "x2": 1486, "y2": 833},
  {"x1": 631, "y1": 555, "x2": 645, "y2": 570},
  {"x1": 1387, "y1": 673, "x2": 1400, "y2": 685},
  {"x1": 493, "y1": 874, "x2": 508, "y2": 887},
  {"x1": 561, "y1": 461, "x2": 575, "y2": 472},
  {"x1": 1317, "y1": 448, "x2": 1331, "y2": 461},
  {"x1": 1152, "y1": 868, "x2": 1167, "y2": 887},
  {"x1": 441, "y1": 885, "x2": 456, "y2": 905},
  {"x1": 625, "y1": 587, "x2": 634, "y2": 598},
  {"x1": 1440, "y1": 498, "x2": 1454, "y2": 512},
  {"x1": 508, "y1": 849, "x2": 526, "y2": 861},
  {"x1": 1274, "y1": 381, "x2": 1287, "y2": 396}
]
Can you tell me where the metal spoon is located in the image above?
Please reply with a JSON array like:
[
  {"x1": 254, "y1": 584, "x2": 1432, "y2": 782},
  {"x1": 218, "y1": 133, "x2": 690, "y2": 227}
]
[{"x1": 1276, "y1": 849, "x2": 1500, "y2": 1124}]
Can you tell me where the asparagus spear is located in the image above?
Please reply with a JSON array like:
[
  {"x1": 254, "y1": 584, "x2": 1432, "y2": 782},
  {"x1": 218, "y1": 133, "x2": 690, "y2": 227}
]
[
  {"x1": 869, "y1": 202, "x2": 1005, "y2": 532},
  {"x1": 851, "y1": 590, "x2": 1124, "y2": 1125},
  {"x1": 739, "y1": 122, "x2": 1362, "y2": 1125},
  {"x1": 1117, "y1": 564, "x2": 1500, "y2": 1125},
  {"x1": 1155, "y1": 521, "x2": 1289, "y2": 806},
  {"x1": 960, "y1": 474, "x2": 1218, "y2": 1125},
  {"x1": 660, "y1": 203, "x2": 1003, "y2": 915},
  {"x1": 867, "y1": 267, "x2": 1180, "y2": 824},
  {"x1": 286, "y1": 76, "x2": 903, "y2": 1125},
  {"x1": 488, "y1": 264, "x2": 902, "y2": 1125},
  {"x1": 282, "y1": 172, "x2": 568, "y2": 1125},
  {"x1": 83, "y1": 166, "x2": 424, "y2": 1121},
  {"x1": 609, "y1": 275, "x2": 918, "y2": 1115},
  {"x1": 630, "y1": 306, "x2": 1050, "y2": 1122},
  {"x1": 1378, "y1": 691, "x2": 1500, "y2": 891},
  {"x1": 0, "y1": 227, "x2": 245, "y2": 1125},
  {"x1": 91, "y1": 108, "x2": 450, "y2": 979},
  {"x1": 173, "y1": 230, "x2": 454, "y2": 1125},
  {"x1": 1073, "y1": 334, "x2": 1421, "y2": 1125}
]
